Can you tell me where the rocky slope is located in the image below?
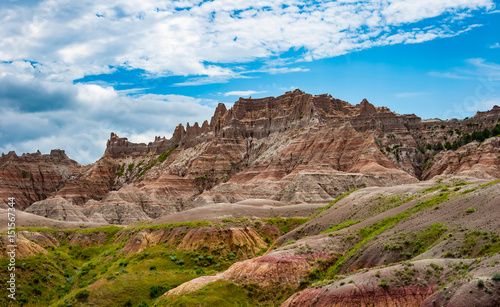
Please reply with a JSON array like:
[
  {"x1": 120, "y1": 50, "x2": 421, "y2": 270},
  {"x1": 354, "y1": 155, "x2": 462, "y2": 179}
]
[
  {"x1": 161, "y1": 178, "x2": 500, "y2": 306},
  {"x1": 2, "y1": 91, "x2": 499, "y2": 226}
]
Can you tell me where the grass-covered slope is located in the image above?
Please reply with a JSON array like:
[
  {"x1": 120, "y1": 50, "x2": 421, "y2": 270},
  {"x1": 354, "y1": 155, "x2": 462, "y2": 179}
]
[{"x1": 0, "y1": 217, "x2": 307, "y2": 306}]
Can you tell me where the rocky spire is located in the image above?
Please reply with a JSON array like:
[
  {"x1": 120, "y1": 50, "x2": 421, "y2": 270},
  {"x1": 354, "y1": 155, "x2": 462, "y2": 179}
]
[
  {"x1": 358, "y1": 98, "x2": 377, "y2": 114},
  {"x1": 210, "y1": 103, "x2": 227, "y2": 134},
  {"x1": 171, "y1": 124, "x2": 186, "y2": 144}
]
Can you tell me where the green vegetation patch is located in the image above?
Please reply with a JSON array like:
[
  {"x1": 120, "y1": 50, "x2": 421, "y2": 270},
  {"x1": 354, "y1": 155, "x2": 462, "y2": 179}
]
[
  {"x1": 157, "y1": 280, "x2": 254, "y2": 307},
  {"x1": 385, "y1": 223, "x2": 448, "y2": 258},
  {"x1": 263, "y1": 217, "x2": 309, "y2": 235},
  {"x1": 158, "y1": 146, "x2": 178, "y2": 163},
  {"x1": 137, "y1": 145, "x2": 178, "y2": 179},
  {"x1": 459, "y1": 230, "x2": 500, "y2": 257},
  {"x1": 137, "y1": 220, "x2": 213, "y2": 231},
  {"x1": 116, "y1": 164, "x2": 125, "y2": 177},
  {"x1": 16, "y1": 226, "x2": 122, "y2": 243},
  {"x1": 321, "y1": 219, "x2": 363, "y2": 234},
  {"x1": 313, "y1": 188, "x2": 360, "y2": 218},
  {"x1": 327, "y1": 189, "x2": 452, "y2": 276},
  {"x1": 0, "y1": 222, "x2": 242, "y2": 307}
]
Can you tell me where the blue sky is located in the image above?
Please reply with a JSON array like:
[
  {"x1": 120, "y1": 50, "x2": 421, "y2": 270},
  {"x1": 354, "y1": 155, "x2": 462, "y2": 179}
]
[{"x1": 1, "y1": 0, "x2": 500, "y2": 164}]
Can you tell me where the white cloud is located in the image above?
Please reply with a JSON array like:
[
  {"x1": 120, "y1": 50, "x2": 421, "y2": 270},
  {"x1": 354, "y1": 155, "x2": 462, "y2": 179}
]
[
  {"x1": 490, "y1": 43, "x2": 500, "y2": 48},
  {"x1": 0, "y1": 0, "x2": 494, "y2": 83},
  {"x1": 381, "y1": 0, "x2": 493, "y2": 24},
  {"x1": 223, "y1": 90, "x2": 264, "y2": 97},
  {"x1": 266, "y1": 67, "x2": 309, "y2": 74},
  {"x1": 0, "y1": 73, "x2": 216, "y2": 164}
]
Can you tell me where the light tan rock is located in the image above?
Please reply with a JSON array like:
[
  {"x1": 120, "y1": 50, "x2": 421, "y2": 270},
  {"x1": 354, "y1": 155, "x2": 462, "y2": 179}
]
[{"x1": 25, "y1": 197, "x2": 89, "y2": 222}]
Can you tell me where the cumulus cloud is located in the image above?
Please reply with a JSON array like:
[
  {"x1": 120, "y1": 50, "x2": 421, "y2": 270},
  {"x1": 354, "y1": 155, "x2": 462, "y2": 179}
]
[
  {"x1": 0, "y1": 73, "x2": 217, "y2": 164},
  {"x1": 0, "y1": 0, "x2": 494, "y2": 82}
]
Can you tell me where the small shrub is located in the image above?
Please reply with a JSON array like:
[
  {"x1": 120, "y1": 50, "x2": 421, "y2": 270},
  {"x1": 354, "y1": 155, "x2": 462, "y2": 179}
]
[
  {"x1": 378, "y1": 278, "x2": 389, "y2": 288},
  {"x1": 195, "y1": 268, "x2": 204, "y2": 275},
  {"x1": 464, "y1": 208, "x2": 476, "y2": 214},
  {"x1": 477, "y1": 279, "x2": 484, "y2": 287},
  {"x1": 150, "y1": 285, "x2": 168, "y2": 299},
  {"x1": 175, "y1": 259, "x2": 184, "y2": 266},
  {"x1": 430, "y1": 263, "x2": 442, "y2": 271},
  {"x1": 442, "y1": 251, "x2": 454, "y2": 258},
  {"x1": 149, "y1": 265, "x2": 157, "y2": 271},
  {"x1": 492, "y1": 272, "x2": 500, "y2": 281},
  {"x1": 75, "y1": 290, "x2": 90, "y2": 301},
  {"x1": 32, "y1": 287, "x2": 42, "y2": 295},
  {"x1": 283, "y1": 238, "x2": 296, "y2": 246},
  {"x1": 123, "y1": 298, "x2": 133, "y2": 307}
]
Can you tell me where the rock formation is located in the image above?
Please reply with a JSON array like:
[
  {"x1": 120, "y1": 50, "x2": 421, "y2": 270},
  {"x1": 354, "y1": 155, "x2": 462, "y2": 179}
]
[
  {"x1": 0, "y1": 150, "x2": 81, "y2": 209},
  {"x1": 2, "y1": 90, "x2": 499, "y2": 226},
  {"x1": 25, "y1": 196, "x2": 89, "y2": 222}
]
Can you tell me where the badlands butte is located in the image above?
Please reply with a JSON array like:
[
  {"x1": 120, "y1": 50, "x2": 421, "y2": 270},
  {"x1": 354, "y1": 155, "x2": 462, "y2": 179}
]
[{"x1": 0, "y1": 90, "x2": 500, "y2": 306}]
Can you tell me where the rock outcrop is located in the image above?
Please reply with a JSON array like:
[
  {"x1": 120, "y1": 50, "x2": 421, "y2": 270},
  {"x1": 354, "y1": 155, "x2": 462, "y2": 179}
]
[
  {"x1": 81, "y1": 192, "x2": 151, "y2": 225},
  {"x1": 0, "y1": 150, "x2": 81, "y2": 209},
  {"x1": 25, "y1": 196, "x2": 89, "y2": 222},
  {"x1": 118, "y1": 226, "x2": 267, "y2": 257}
]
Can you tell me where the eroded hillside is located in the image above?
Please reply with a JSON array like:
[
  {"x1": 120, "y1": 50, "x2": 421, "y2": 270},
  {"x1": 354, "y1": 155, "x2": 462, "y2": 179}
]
[
  {"x1": 2, "y1": 91, "x2": 499, "y2": 226},
  {"x1": 1, "y1": 178, "x2": 498, "y2": 306},
  {"x1": 159, "y1": 178, "x2": 500, "y2": 306}
]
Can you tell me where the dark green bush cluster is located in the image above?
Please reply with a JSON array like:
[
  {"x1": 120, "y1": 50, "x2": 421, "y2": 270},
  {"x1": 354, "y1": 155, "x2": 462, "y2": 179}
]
[
  {"x1": 423, "y1": 124, "x2": 500, "y2": 152},
  {"x1": 75, "y1": 289, "x2": 90, "y2": 301},
  {"x1": 150, "y1": 285, "x2": 170, "y2": 298}
]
